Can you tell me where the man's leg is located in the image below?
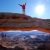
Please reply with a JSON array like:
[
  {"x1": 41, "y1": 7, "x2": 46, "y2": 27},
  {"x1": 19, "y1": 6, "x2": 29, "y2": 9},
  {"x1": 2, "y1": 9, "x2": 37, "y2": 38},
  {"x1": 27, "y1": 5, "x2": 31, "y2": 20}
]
[{"x1": 23, "y1": 9, "x2": 25, "y2": 14}]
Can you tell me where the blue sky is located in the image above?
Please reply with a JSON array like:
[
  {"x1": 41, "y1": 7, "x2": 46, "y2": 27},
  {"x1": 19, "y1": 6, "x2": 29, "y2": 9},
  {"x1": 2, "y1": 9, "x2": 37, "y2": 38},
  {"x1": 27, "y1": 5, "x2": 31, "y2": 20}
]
[{"x1": 0, "y1": 0, "x2": 50, "y2": 19}]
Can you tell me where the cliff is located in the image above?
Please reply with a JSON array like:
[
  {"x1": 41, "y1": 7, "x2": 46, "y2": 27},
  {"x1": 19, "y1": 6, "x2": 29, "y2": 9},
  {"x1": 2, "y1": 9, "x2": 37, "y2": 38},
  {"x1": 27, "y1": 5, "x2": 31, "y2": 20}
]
[{"x1": 0, "y1": 12, "x2": 50, "y2": 33}]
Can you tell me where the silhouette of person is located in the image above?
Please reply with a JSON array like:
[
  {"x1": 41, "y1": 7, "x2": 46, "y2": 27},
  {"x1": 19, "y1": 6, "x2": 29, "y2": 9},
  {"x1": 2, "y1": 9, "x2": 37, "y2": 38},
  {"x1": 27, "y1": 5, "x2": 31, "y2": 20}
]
[{"x1": 19, "y1": 3, "x2": 26, "y2": 14}]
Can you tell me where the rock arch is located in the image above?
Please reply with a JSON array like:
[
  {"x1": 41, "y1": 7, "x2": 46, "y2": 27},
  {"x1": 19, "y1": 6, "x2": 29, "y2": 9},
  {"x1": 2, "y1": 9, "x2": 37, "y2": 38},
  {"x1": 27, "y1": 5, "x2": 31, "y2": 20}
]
[{"x1": 0, "y1": 13, "x2": 50, "y2": 33}]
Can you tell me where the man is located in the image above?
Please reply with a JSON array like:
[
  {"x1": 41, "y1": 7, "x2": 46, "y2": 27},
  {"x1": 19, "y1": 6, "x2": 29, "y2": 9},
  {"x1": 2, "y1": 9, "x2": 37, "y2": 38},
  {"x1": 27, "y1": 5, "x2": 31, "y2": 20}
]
[{"x1": 19, "y1": 3, "x2": 26, "y2": 14}]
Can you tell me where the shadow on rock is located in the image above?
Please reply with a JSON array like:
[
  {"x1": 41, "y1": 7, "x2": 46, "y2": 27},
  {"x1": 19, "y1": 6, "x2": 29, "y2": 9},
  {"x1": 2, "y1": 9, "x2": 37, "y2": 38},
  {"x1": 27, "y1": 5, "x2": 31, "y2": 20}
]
[{"x1": 0, "y1": 45, "x2": 24, "y2": 50}]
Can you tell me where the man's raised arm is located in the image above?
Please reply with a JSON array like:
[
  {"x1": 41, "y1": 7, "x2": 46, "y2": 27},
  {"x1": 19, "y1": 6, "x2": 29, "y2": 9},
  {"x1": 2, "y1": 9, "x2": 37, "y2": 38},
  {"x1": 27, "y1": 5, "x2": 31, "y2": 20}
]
[
  {"x1": 19, "y1": 4, "x2": 22, "y2": 6},
  {"x1": 25, "y1": 3, "x2": 26, "y2": 6}
]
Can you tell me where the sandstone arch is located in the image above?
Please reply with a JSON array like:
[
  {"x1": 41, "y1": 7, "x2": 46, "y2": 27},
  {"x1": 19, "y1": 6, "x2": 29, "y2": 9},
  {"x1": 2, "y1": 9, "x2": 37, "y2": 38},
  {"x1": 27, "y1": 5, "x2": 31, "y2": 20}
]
[{"x1": 0, "y1": 13, "x2": 50, "y2": 33}]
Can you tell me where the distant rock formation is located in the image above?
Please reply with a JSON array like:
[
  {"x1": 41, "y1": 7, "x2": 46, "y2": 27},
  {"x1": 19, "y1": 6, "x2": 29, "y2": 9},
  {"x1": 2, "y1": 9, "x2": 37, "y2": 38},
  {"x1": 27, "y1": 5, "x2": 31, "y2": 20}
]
[
  {"x1": 36, "y1": 38, "x2": 50, "y2": 50},
  {"x1": 36, "y1": 43, "x2": 50, "y2": 50},
  {"x1": 0, "y1": 33, "x2": 7, "y2": 37}
]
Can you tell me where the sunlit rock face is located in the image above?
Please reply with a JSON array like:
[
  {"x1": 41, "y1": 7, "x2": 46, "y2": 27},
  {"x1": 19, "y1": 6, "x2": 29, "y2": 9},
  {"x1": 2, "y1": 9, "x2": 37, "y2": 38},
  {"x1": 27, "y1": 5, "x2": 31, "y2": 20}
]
[{"x1": 0, "y1": 12, "x2": 50, "y2": 33}]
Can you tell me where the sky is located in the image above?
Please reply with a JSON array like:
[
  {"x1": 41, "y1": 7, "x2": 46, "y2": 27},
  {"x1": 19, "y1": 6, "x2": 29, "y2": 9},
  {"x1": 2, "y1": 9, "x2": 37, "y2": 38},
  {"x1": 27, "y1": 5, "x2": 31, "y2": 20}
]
[{"x1": 0, "y1": 0, "x2": 50, "y2": 19}]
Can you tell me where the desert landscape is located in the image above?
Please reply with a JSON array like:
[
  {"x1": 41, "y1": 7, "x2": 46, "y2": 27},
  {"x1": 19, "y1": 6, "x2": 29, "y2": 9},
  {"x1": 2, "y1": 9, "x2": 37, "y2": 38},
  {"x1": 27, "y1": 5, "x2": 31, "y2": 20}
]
[
  {"x1": 0, "y1": 13, "x2": 50, "y2": 50},
  {"x1": 0, "y1": 31, "x2": 50, "y2": 50}
]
